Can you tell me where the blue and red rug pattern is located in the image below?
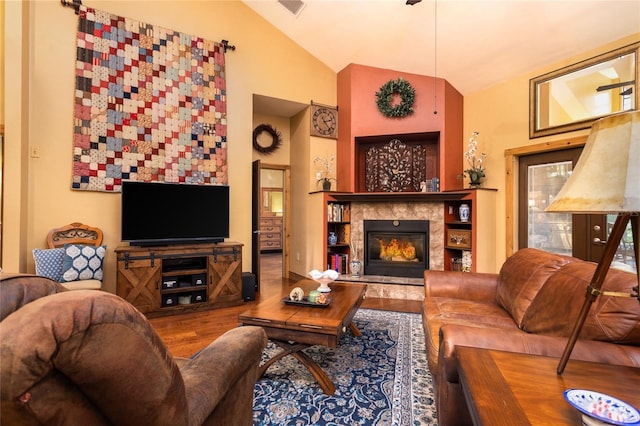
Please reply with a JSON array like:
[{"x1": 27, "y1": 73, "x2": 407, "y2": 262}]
[{"x1": 252, "y1": 309, "x2": 437, "y2": 425}]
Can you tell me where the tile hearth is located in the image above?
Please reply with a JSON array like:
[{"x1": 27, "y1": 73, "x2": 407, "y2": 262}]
[{"x1": 336, "y1": 274, "x2": 424, "y2": 301}]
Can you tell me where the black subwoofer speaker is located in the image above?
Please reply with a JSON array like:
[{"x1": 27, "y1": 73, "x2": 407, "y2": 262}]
[{"x1": 242, "y1": 272, "x2": 256, "y2": 301}]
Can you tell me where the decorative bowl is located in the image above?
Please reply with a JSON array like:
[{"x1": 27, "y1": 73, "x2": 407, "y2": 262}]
[
  {"x1": 308, "y1": 269, "x2": 339, "y2": 293},
  {"x1": 314, "y1": 278, "x2": 334, "y2": 293},
  {"x1": 563, "y1": 389, "x2": 640, "y2": 426}
]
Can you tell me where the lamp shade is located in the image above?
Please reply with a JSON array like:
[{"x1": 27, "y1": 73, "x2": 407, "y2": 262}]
[{"x1": 546, "y1": 110, "x2": 640, "y2": 214}]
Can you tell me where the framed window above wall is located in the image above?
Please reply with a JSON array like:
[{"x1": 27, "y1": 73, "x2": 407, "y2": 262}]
[{"x1": 529, "y1": 42, "x2": 639, "y2": 138}]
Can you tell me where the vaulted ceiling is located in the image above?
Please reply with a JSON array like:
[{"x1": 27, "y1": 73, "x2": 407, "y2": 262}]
[{"x1": 243, "y1": 0, "x2": 640, "y2": 96}]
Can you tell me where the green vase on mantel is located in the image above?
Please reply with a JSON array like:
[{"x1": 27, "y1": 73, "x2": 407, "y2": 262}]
[{"x1": 468, "y1": 171, "x2": 483, "y2": 187}]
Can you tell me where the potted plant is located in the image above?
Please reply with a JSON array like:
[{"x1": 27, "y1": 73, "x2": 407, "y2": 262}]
[
  {"x1": 460, "y1": 131, "x2": 487, "y2": 187},
  {"x1": 314, "y1": 155, "x2": 336, "y2": 191}
]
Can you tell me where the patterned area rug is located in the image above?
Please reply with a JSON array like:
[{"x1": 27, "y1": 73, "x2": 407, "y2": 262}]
[{"x1": 253, "y1": 309, "x2": 438, "y2": 425}]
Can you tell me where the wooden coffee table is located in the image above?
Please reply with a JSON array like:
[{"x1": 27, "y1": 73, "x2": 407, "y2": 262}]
[
  {"x1": 238, "y1": 280, "x2": 367, "y2": 395},
  {"x1": 457, "y1": 346, "x2": 640, "y2": 425}
]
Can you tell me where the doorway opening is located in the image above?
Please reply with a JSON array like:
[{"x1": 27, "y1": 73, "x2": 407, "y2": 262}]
[
  {"x1": 259, "y1": 166, "x2": 286, "y2": 282},
  {"x1": 251, "y1": 94, "x2": 307, "y2": 289}
]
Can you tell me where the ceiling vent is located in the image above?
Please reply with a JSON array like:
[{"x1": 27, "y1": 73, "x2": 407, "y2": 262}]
[{"x1": 278, "y1": 0, "x2": 306, "y2": 16}]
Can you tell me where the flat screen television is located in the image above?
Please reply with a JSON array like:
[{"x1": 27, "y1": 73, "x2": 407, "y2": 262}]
[{"x1": 121, "y1": 181, "x2": 230, "y2": 246}]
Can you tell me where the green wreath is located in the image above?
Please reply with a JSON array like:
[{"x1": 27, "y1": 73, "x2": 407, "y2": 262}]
[{"x1": 375, "y1": 78, "x2": 416, "y2": 118}]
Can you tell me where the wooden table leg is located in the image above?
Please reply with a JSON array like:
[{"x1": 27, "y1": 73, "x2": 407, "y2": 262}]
[
  {"x1": 349, "y1": 321, "x2": 361, "y2": 337},
  {"x1": 258, "y1": 340, "x2": 336, "y2": 395},
  {"x1": 290, "y1": 349, "x2": 336, "y2": 395},
  {"x1": 257, "y1": 342, "x2": 308, "y2": 378}
]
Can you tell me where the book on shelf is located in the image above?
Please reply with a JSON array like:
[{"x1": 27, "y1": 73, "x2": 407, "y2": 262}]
[
  {"x1": 328, "y1": 252, "x2": 349, "y2": 274},
  {"x1": 342, "y1": 204, "x2": 350, "y2": 222},
  {"x1": 327, "y1": 203, "x2": 350, "y2": 222}
]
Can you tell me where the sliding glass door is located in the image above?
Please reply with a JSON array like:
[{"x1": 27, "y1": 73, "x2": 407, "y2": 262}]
[
  {"x1": 519, "y1": 148, "x2": 582, "y2": 256},
  {"x1": 519, "y1": 148, "x2": 636, "y2": 272}
]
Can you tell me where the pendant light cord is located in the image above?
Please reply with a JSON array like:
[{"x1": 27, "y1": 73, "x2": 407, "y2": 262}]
[{"x1": 433, "y1": 0, "x2": 438, "y2": 115}]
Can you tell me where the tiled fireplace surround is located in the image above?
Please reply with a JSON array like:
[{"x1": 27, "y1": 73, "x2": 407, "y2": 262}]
[{"x1": 337, "y1": 200, "x2": 444, "y2": 301}]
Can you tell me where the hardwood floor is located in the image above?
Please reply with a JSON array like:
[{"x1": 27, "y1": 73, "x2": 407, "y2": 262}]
[{"x1": 149, "y1": 252, "x2": 423, "y2": 358}]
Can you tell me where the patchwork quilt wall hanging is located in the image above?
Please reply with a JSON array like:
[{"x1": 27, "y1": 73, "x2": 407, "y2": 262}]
[{"x1": 72, "y1": 6, "x2": 227, "y2": 192}]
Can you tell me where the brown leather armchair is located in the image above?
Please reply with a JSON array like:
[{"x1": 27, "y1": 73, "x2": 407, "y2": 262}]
[{"x1": 0, "y1": 273, "x2": 267, "y2": 425}]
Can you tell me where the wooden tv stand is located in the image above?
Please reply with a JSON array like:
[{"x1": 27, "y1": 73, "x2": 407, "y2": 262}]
[{"x1": 115, "y1": 242, "x2": 244, "y2": 318}]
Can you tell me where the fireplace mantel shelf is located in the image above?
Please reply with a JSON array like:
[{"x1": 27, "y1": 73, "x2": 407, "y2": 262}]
[{"x1": 326, "y1": 191, "x2": 471, "y2": 202}]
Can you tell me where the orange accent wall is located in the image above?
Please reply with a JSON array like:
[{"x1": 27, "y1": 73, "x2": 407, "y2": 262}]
[{"x1": 336, "y1": 63, "x2": 464, "y2": 192}]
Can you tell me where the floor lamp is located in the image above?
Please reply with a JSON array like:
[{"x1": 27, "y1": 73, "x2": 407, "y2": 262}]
[{"x1": 545, "y1": 110, "x2": 640, "y2": 375}]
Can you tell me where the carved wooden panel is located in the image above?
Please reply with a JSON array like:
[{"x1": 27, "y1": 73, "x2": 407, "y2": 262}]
[{"x1": 364, "y1": 139, "x2": 427, "y2": 192}]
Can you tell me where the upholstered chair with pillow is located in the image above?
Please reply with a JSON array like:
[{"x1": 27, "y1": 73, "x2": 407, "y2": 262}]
[
  {"x1": 32, "y1": 222, "x2": 106, "y2": 290},
  {"x1": 1, "y1": 274, "x2": 267, "y2": 425}
]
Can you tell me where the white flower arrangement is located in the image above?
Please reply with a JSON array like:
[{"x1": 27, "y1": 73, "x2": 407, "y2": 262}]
[
  {"x1": 462, "y1": 131, "x2": 487, "y2": 179},
  {"x1": 314, "y1": 155, "x2": 335, "y2": 180},
  {"x1": 314, "y1": 155, "x2": 336, "y2": 188}
]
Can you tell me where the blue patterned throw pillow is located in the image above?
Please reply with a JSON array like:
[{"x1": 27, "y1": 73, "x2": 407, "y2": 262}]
[
  {"x1": 61, "y1": 244, "x2": 107, "y2": 283},
  {"x1": 32, "y1": 248, "x2": 65, "y2": 282}
]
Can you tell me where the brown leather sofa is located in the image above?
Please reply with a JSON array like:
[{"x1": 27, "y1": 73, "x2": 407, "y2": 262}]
[
  {"x1": 0, "y1": 273, "x2": 267, "y2": 425},
  {"x1": 422, "y1": 248, "x2": 640, "y2": 426}
]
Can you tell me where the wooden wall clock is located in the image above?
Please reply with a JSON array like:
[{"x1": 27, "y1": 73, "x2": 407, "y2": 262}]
[{"x1": 310, "y1": 103, "x2": 338, "y2": 139}]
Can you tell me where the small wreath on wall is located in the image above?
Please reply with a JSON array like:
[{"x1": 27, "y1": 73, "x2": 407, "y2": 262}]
[
  {"x1": 252, "y1": 124, "x2": 282, "y2": 155},
  {"x1": 375, "y1": 77, "x2": 416, "y2": 118}
]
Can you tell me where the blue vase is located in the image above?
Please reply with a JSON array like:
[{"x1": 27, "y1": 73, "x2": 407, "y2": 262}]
[
  {"x1": 459, "y1": 204, "x2": 470, "y2": 222},
  {"x1": 350, "y1": 259, "x2": 362, "y2": 277},
  {"x1": 328, "y1": 232, "x2": 338, "y2": 245}
]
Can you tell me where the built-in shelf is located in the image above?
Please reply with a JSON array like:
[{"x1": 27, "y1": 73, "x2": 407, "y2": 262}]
[{"x1": 443, "y1": 189, "x2": 498, "y2": 272}]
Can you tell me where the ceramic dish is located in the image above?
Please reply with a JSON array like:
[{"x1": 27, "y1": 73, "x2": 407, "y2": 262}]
[{"x1": 563, "y1": 389, "x2": 640, "y2": 426}]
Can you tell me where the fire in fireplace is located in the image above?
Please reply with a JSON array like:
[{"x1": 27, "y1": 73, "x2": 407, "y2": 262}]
[{"x1": 363, "y1": 220, "x2": 429, "y2": 278}]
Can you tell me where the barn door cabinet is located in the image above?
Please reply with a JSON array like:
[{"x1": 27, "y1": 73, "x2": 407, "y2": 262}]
[{"x1": 115, "y1": 242, "x2": 244, "y2": 318}]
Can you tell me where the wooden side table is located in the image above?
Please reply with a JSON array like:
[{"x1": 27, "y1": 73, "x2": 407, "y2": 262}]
[{"x1": 457, "y1": 346, "x2": 640, "y2": 425}]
